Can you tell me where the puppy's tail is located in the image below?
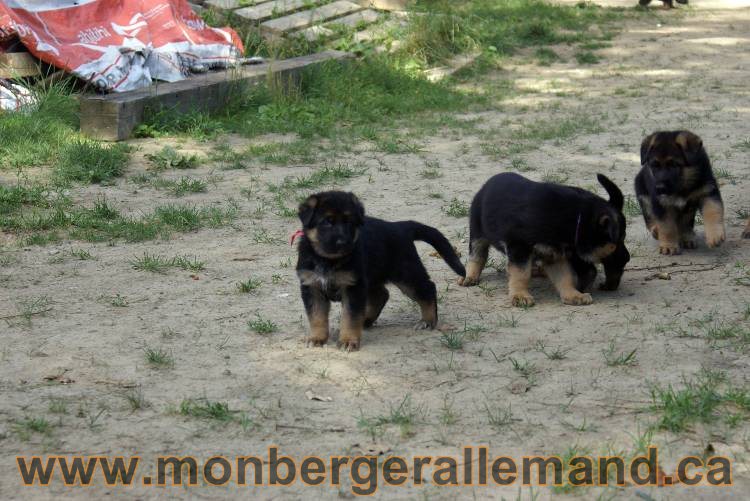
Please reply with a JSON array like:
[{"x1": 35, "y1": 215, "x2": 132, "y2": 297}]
[{"x1": 407, "y1": 222, "x2": 466, "y2": 277}]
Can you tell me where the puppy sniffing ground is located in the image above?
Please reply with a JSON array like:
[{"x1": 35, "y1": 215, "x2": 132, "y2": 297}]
[{"x1": 458, "y1": 173, "x2": 629, "y2": 307}]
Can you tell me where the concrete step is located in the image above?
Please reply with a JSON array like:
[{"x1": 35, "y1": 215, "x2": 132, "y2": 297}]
[{"x1": 235, "y1": 0, "x2": 321, "y2": 24}]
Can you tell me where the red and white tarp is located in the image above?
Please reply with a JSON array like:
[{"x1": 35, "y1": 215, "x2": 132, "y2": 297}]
[{"x1": 0, "y1": 0, "x2": 244, "y2": 92}]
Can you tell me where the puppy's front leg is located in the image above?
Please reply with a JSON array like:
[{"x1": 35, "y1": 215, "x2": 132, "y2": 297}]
[
  {"x1": 654, "y1": 217, "x2": 681, "y2": 255},
  {"x1": 339, "y1": 286, "x2": 367, "y2": 351},
  {"x1": 546, "y1": 259, "x2": 593, "y2": 306},
  {"x1": 701, "y1": 196, "x2": 725, "y2": 248},
  {"x1": 301, "y1": 285, "x2": 330, "y2": 347}
]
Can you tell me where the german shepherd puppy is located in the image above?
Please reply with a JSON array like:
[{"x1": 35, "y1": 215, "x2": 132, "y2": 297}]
[
  {"x1": 458, "y1": 173, "x2": 629, "y2": 307},
  {"x1": 638, "y1": 0, "x2": 688, "y2": 8},
  {"x1": 296, "y1": 191, "x2": 465, "y2": 351},
  {"x1": 635, "y1": 131, "x2": 725, "y2": 254}
]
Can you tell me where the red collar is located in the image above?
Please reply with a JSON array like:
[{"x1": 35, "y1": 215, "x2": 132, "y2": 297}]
[{"x1": 290, "y1": 229, "x2": 304, "y2": 246}]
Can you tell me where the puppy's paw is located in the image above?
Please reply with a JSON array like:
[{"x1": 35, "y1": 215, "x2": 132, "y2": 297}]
[
  {"x1": 337, "y1": 338, "x2": 360, "y2": 352},
  {"x1": 457, "y1": 276, "x2": 478, "y2": 287},
  {"x1": 561, "y1": 291, "x2": 593, "y2": 306},
  {"x1": 510, "y1": 292, "x2": 535, "y2": 308},
  {"x1": 414, "y1": 320, "x2": 436, "y2": 331},
  {"x1": 705, "y1": 225, "x2": 726, "y2": 248},
  {"x1": 658, "y1": 243, "x2": 681, "y2": 255},
  {"x1": 306, "y1": 335, "x2": 328, "y2": 347},
  {"x1": 680, "y1": 235, "x2": 697, "y2": 249}
]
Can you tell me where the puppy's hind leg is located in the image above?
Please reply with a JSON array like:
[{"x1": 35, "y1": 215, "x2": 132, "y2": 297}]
[
  {"x1": 546, "y1": 259, "x2": 593, "y2": 306},
  {"x1": 364, "y1": 285, "x2": 389, "y2": 328},
  {"x1": 396, "y1": 272, "x2": 438, "y2": 330},
  {"x1": 458, "y1": 237, "x2": 489, "y2": 287}
]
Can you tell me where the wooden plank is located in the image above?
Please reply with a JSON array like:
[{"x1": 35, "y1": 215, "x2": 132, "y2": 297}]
[
  {"x1": 298, "y1": 9, "x2": 380, "y2": 41},
  {"x1": 261, "y1": 0, "x2": 363, "y2": 35},
  {"x1": 79, "y1": 50, "x2": 352, "y2": 141},
  {"x1": 204, "y1": 0, "x2": 243, "y2": 11},
  {"x1": 235, "y1": 0, "x2": 317, "y2": 24},
  {"x1": 0, "y1": 52, "x2": 41, "y2": 78},
  {"x1": 355, "y1": 0, "x2": 408, "y2": 10}
]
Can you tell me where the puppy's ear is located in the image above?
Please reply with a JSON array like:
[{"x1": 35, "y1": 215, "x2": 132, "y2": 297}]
[
  {"x1": 596, "y1": 174, "x2": 624, "y2": 212},
  {"x1": 298, "y1": 195, "x2": 319, "y2": 227},
  {"x1": 349, "y1": 193, "x2": 365, "y2": 226},
  {"x1": 640, "y1": 133, "x2": 657, "y2": 165},
  {"x1": 675, "y1": 131, "x2": 704, "y2": 164}
]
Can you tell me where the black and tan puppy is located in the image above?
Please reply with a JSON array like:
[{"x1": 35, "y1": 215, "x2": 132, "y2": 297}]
[
  {"x1": 458, "y1": 173, "x2": 629, "y2": 307},
  {"x1": 635, "y1": 131, "x2": 725, "y2": 255},
  {"x1": 638, "y1": 0, "x2": 688, "y2": 8},
  {"x1": 296, "y1": 191, "x2": 465, "y2": 351}
]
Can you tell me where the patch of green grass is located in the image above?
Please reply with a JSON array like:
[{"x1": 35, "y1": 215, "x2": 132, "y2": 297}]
[
  {"x1": 248, "y1": 314, "x2": 278, "y2": 334},
  {"x1": 172, "y1": 255, "x2": 206, "y2": 272},
  {"x1": 146, "y1": 146, "x2": 200, "y2": 170},
  {"x1": 603, "y1": 341, "x2": 638, "y2": 367},
  {"x1": 13, "y1": 416, "x2": 52, "y2": 440},
  {"x1": 574, "y1": 50, "x2": 600, "y2": 64},
  {"x1": 130, "y1": 253, "x2": 173, "y2": 273},
  {"x1": 443, "y1": 197, "x2": 469, "y2": 218},
  {"x1": 541, "y1": 170, "x2": 570, "y2": 184},
  {"x1": 650, "y1": 370, "x2": 750, "y2": 433},
  {"x1": 144, "y1": 346, "x2": 174, "y2": 368},
  {"x1": 357, "y1": 395, "x2": 425, "y2": 439},
  {"x1": 0, "y1": 80, "x2": 79, "y2": 170},
  {"x1": 535, "y1": 340, "x2": 570, "y2": 360},
  {"x1": 130, "y1": 253, "x2": 205, "y2": 273},
  {"x1": 110, "y1": 294, "x2": 128, "y2": 307},
  {"x1": 440, "y1": 331, "x2": 465, "y2": 350},
  {"x1": 534, "y1": 47, "x2": 561, "y2": 65},
  {"x1": 509, "y1": 357, "x2": 537, "y2": 378},
  {"x1": 179, "y1": 398, "x2": 233, "y2": 422},
  {"x1": 2, "y1": 182, "x2": 236, "y2": 245},
  {"x1": 514, "y1": 114, "x2": 604, "y2": 143},
  {"x1": 54, "y1": 140, "x2": 130, "y2": 184},
  {"x1": 237, "y1": 278, "x2": 262, "y2": 293},
  {"x1": 483, "y1": 401, "x2": 514, "y2": 429}
]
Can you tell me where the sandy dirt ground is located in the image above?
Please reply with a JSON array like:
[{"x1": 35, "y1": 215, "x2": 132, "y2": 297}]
[{"x1": 1, "y1": 6, "x2": 750, "y2": 501}]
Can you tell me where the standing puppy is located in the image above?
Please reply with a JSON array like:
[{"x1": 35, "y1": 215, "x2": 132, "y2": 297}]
[
  {"x1": 458, "y1": 173, "x2": 629, "y2": 307},
  {"x1": 635, "y1": 131, "x2": 725, "y2": 254},
  {"x1": 296, "y1": 191, "x2": 465, "y2": 351}
]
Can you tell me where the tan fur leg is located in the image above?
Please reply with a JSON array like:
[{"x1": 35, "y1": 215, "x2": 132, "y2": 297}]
[
  {"x1": 338, "y1": 309, "x2": 364, "y2": 352},
  {"x1": 654, "y1": 218, "x2": 680, "y2": 255},
  {"x1": 416, "y1": 299, "x2": 437, "y2": 330},
  {"x1": 701, "y1": 198, "x2": 725, "y2": 248},
  {"x1": 743, "y1": 217, "x2": 750, "y2": 239},
  {"x1": 507, "y1": 262, "x2": 534, "y2": 307},
  {"x1": 307, "y1": 301, "x2": 330, "y2": 347},
  {"x1": 458, "y1": 239, "x2": 489, "y2": 287},
  {"x1": 545, "y1": 259, "x2": 593, "y2": 306}
]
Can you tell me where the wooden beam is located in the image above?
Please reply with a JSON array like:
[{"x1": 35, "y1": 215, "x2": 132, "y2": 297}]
[
  {"x1": 0, "y1": 52, "x2": 41, "y2": 78},
  {"x1": 79, "y1": 50, "x2": 351, "y2": 141}
]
